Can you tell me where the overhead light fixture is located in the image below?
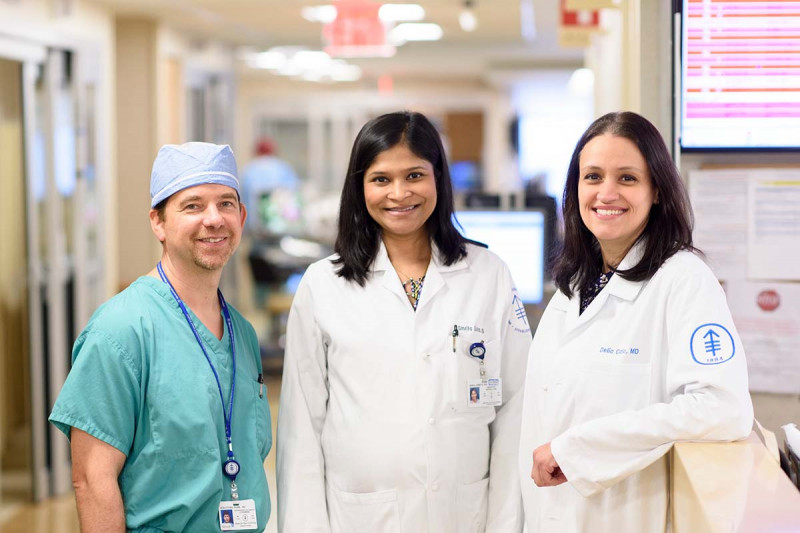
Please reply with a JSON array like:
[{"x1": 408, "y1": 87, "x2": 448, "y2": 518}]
[
  {"x1": 389, "y1": 22, "x2": 443, "y2": 44},
  {"x1": 292, "y1": 50, "x2": 333, "y2": 69},
  {"x1": 329, "y1": 62, "x2": 363, "y2": 82},
  {"x1": 304, "y1": 3, "x2": 425, "y2": 23},
  {"x1": 379, "y1": 4, "x2": 425, "y2": 22},
  {"x1": 244, "y1": 47, "x2": 362, "y2": 83},
  {"x1": 459, "y1": 0, "x2": 477, "y2": 32},
  {"x1": 520, "y1": 0, "x2": 536, "y2": 42},
  {"x1": 301, "y1": 5, "x2": 337, "y2": 23}
]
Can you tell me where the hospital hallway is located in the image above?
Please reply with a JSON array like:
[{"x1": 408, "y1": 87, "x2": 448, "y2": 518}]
[
  {"x1": 0, "y1": 375, "x2": 282, "y2": 533},
  {"x1": 2, "y1": 0, "x2": 800, "y2": 530}
]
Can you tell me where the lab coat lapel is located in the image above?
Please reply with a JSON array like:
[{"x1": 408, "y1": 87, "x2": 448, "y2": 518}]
[
  {"x1": 563, "y1": 240, "x2": 647, "y2": 334},
  {"x1": 550, "y1": 290, "x2": 582, "y2": 339},
  {"x1": 373, "y1": 241, "x2": 410, "y2": 302},
  {"x1": 415, "y1": 245, "x2": 468, "y2": 313}
]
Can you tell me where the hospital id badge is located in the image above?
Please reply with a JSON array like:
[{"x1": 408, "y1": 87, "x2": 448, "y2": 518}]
[
  {"x1": 467, "y1": 378, "x2": 502, "y2": 407},
  {"x1": 219, "y1": 499, "x2": 257, "y2": 531}
]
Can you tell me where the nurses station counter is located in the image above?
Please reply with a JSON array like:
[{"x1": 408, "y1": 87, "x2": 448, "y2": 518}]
[{"x1": 671, "y1": 431, "x2": 800, "y2": 532}]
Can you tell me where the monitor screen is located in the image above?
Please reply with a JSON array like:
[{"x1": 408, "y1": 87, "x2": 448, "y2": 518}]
[
  {"x1": 449, "y1": 160, "x2": 481, "y2": 191},
  {"x1": 679, "y1": 0, "x2": 800, "y2": 150},
  {"x1": 455, "y1": 210, "x2": 545, "y2": 304}
]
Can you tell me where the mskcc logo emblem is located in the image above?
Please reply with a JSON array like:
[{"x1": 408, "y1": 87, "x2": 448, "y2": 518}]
[{"x1": 690, "y1": 323, "x2": 735, "y2": 365}]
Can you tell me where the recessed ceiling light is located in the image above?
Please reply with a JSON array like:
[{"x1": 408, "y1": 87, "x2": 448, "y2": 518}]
[
  {"x1": 379, "y1": 4, "x2": 425, "y2": 22},
  {"x1": 459, "y1": 10, "x2": 477, "y2": 32},
  {"x1": 389, "y1": 23, "x2": 443, "y2": 44},
  {"x1": 301, "y1": 5, "x2": 337, "y2": 24}
]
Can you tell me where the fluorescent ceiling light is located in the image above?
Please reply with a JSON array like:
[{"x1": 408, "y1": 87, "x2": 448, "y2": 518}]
[
  {"x1": 245, "y1": 46, "x2": 361, "y2": 83},
  {"x1": 301, "y1": 5, "x2": 337, "y2": 24},
  {"x1": 520, "y1": 0, "x2": 536, "y2": 42},
  {"x1": 379, "y1": 4, "x2": 425, "y2": 22},
  {"x1": 303, "y1": 4, "x2": 424, "y2": 24},
  {"x1": 389, "y1": 23, "x2": 443, "y2": 44},
  {"x1": 248, "y1": 51, "x2": 287, "y2": 70},
  {"x1": 330, "y1": 63, "x2": 363, "y2": 82},
  {"x1": 292, "y1": 50, "x2": 332, "y2": 69}
]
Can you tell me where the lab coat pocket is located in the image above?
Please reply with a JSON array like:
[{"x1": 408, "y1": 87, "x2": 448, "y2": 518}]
[
  {"x1": 576, "y1": 362, "x2": 652, "y2": 421},
  {"x1": 456, "y1": 477, "x2": 489, "y2": 533},
  {"x1": 328, "y1": 486, "x2": 402, "y2": 533}
]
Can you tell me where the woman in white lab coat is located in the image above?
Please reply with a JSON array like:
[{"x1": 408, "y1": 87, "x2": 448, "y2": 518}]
[
  {"x1": 518, "y1": 111, "x2": 754, "y2": 533},
  {"x1": 278, "y1": 111, "x2": 531, "y2": 533}
]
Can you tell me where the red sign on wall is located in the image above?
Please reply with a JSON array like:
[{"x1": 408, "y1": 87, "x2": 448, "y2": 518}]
[
  {"x1": 559, "y1": 0, "x2": 600, "y2": 48},
  {"x1": 324, "y1": 1, "x2": 396, "y2": 57},
  {"x1": 757, "y1": 289, "x2": 781, "y2": 312},
  {"x1": 561, "y1": 5, "x2": 600, "y2": 28}
]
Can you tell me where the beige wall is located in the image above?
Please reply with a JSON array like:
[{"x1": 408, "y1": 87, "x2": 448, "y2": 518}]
[
  {"x1": 0, "y1": 58, "x2": 31, "y2": 482},
  {"x1": 115, "y1": 18, "x2": 161, "y2": 288}
]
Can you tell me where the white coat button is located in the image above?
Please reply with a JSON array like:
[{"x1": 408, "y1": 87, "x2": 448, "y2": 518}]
[
  {"x1": 431, "y1": 483, "x2": 440, "y2": 491},
  {"x1": 428, "y1": 417, "x2": 435, "y2": 425},
  {"x1": 423, "y1": 353, "x2": 431, "y2": 359},
  {"x1": 543, "y1": 386, "x2": 548, "y2": 392}
]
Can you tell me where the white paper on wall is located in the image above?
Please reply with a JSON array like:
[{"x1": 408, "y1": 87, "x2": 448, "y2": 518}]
[
  {"x1": 689, "y1": 169, "x2": 750, "y2": 280},
  {"x1": 725, "y1": 280, "x2": 800, "y2": 394},
  {"x1": 747, "y1": 171, "x2": 800, "y2": 281}
]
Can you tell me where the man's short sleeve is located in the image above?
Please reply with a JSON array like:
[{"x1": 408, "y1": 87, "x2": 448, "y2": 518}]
[{"x1": 49, "y1": 327, "x2": 142, "y2": 456}]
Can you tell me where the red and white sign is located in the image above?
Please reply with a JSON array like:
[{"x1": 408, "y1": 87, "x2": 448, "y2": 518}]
[
  {"x1": 757, "y1": 289, "x2": 781, "y2": 312},
  {"x1": 559, "y1": 0, "x2": 600, "y2": 48},
  {"x1": 324, "y1": 1, "x2": 395, "y2": 57}
]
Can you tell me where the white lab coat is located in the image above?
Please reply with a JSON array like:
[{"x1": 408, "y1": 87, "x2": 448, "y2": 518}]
[
  {"x1": 518, "y1": 243, "x2": 753, "y2": 533},
  {"x1": 278, "y1": 242, "x2": 531, "y2": 533}
]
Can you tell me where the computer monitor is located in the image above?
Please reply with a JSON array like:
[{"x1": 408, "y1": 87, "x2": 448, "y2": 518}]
[
  {"x1": 454, "y1": 210, "x2": 545, "y2": 304},
  {"x1": 449, "y1": 160, "x2": 481, "y2": 191}
]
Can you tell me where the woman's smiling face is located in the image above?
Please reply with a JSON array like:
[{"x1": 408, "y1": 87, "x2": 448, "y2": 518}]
[
  {"x1": 578, "y1": 134, "x2": 657, "y2": 267},
  {"x1": 363, "y1": 143, "x2": 437, "y2": 241}
]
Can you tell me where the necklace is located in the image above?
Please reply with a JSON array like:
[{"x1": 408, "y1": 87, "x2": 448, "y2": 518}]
[
  {"x1": 579, "y1": 270, "x2": 614, "y2": 315},
  {"x1": 395, "y1": 267, "x2": 426, "y2": 310}
]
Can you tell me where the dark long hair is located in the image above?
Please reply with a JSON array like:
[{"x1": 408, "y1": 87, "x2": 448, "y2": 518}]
[
  {"x1": 552, "y1": 111, "x2": 696, "y2": 298},
  {"x1": 333, "y1": 111, "x2": 468, "y2": 285}
]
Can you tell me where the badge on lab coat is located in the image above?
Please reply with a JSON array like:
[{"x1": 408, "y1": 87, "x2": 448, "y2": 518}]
[{"x1": 467, "y1": 378, "x2": 502, "y2": 407}]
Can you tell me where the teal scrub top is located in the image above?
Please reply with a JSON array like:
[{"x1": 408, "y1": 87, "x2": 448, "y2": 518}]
[{"x1": 50, "y1": 276, "x2": 272, "y2": 532}]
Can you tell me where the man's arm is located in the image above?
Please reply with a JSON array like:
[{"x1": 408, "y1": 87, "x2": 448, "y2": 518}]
[{"x1": 71, "y1": 428, "x2": 127, "y2": 533}]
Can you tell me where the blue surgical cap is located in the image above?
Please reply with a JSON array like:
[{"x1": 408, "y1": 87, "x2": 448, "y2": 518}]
[{"x1": 150, "y1": 142, "x2": 240, "y2": 208}]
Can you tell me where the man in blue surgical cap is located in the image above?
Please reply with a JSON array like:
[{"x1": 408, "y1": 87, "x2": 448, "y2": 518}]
[{"x1": 50, "y1": 143, "x2": 272, "y2": 532}]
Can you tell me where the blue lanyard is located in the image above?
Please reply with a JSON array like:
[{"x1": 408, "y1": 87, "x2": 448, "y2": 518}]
[{"x1": 156, "y1": 262, "x2": 237, "y2": 464}]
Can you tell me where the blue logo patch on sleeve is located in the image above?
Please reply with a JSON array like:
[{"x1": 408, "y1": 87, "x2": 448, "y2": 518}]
[
  {"x1": 690, "y1": 323, "x2": 735, "y2": 365},
  {"x1": 508, "y1": 287, "x2": 531, "y2": 334}
]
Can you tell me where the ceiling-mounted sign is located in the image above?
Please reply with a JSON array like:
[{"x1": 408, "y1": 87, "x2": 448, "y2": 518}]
[
  {"x1": 558, "y1": 0, "x2": 600, "y2": 48},
  {"x1": 324, "y1": 1, "x2": 396, "y2": 58},
  {"x1": 564, "y1": 0, "x2": 619, "y2": 9}
]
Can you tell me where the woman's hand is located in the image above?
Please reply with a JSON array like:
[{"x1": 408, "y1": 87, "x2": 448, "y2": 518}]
[{"x1": 531, "y1": 442, "x2": 568, "y2": 487}]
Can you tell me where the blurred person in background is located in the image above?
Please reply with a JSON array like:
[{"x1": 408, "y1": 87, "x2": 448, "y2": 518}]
[
  {"x1": 277, "y1": 111, "x2": 532, "y2": 532},
  {"x1": 242, "y1": 137, "x2": 303, "y2": 237}
]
